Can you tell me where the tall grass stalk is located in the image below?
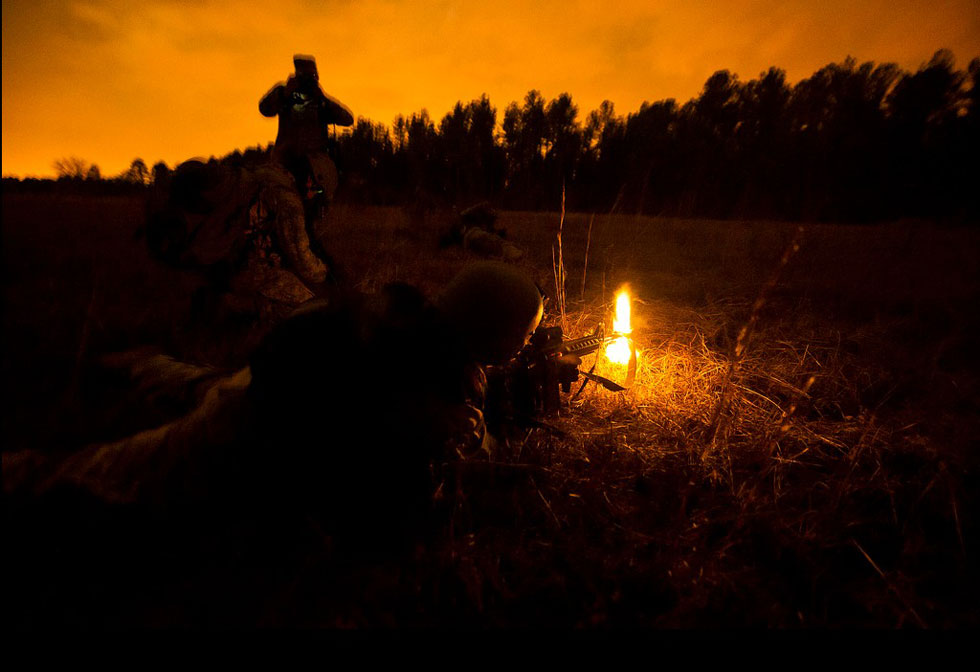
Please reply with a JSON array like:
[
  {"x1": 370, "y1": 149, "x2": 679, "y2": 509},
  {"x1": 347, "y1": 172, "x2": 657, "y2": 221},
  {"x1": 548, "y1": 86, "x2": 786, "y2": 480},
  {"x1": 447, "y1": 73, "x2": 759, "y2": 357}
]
[
  {"x1": 552, "y1": 183, "x2": 568, "y2": 331},
  {"x1": 580, "y1": 213, "x2": 594, "y2": 302},
  {"x1": 705, "y1": 226, "x2": 805, "y2": 451}
]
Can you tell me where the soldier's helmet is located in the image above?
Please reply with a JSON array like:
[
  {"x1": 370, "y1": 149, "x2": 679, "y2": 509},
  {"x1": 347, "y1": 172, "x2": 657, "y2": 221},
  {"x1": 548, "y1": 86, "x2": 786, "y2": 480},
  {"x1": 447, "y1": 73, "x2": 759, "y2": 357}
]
[
  {"x1": 437, "y1": 261, "x2": 544, "y2": 364},
  {"x1": 293, "y1": 54, "x2": 318, "y2": 81},
  {"x1": 145, "y1": 159, "x2": 236, "y2": 265},
  {"x1": 167, "y1": 159, "x2": 232, "y2": 214}
]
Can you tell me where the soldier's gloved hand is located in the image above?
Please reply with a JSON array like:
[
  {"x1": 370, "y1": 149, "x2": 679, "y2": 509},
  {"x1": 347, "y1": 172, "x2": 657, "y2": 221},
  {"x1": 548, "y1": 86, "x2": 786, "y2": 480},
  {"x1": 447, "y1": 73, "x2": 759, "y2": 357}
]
[
  {"x1": 444, "y1": 403, "x2": 488, "y2": 460},
  {"x1": 557, "y1": 353, "x2": 583, "y2": 388}
]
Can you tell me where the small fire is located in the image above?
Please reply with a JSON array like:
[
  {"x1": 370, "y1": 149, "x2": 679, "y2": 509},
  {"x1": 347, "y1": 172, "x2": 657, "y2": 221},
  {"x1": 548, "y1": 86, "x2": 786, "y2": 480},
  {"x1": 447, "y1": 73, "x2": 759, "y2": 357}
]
[{"x1": 605, "y1": 287, "x2": 633, "y2": 365}]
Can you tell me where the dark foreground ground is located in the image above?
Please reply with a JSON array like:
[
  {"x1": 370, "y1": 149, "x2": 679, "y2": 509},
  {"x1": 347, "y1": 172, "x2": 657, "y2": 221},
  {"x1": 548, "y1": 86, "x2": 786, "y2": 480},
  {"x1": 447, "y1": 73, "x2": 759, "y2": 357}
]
[{"x1": 3, "y1": 191, "x2": 979, "y2": 627}]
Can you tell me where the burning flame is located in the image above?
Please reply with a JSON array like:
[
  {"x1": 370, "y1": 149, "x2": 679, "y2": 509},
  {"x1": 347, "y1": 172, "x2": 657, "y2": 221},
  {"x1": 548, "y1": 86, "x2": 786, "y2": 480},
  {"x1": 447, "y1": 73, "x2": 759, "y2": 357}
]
[{"x1": 605, "y1": 287, "x2": 633, "y2": 364}]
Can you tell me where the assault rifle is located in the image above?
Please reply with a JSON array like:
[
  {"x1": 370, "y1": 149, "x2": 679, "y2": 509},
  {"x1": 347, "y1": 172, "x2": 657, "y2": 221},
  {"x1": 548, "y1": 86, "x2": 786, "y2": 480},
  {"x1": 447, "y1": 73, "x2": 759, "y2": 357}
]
[{"x1": 485, "y1": 323, "x2": 633, "y2": 431}]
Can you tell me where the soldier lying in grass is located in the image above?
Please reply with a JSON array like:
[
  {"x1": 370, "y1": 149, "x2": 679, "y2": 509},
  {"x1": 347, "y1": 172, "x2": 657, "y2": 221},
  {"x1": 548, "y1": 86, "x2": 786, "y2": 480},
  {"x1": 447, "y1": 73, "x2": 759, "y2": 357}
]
[
  {"x1": 439, "y1": 201, "x2": 525, "y2": 262},
  {"x1": 4, "y1": 262, "x2": 544, "y2": 554}
]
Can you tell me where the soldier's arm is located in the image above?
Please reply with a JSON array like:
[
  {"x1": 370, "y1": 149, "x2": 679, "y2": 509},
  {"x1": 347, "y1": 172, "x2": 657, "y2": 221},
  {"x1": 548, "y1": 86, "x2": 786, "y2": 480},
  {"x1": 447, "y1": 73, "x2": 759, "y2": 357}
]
[
  {"x1": 316, "y1": 85, "x2": 355, "y2": 127},
  {"x1": 259, "y1": 81, "x2": 287, "y2": 117},
  {"x1": 2, "y1": 368, "x2": 253, "y2": 510},
  {"x1": 102, "y1": 348, "x2": 222, "y2": 413}
]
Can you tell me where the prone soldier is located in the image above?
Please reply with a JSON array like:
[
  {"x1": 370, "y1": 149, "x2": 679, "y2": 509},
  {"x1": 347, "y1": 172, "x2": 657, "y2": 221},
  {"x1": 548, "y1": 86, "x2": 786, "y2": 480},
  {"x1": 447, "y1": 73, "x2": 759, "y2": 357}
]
[{"x1": 4, "y1": 262, "x2": 544, "y2": 553}]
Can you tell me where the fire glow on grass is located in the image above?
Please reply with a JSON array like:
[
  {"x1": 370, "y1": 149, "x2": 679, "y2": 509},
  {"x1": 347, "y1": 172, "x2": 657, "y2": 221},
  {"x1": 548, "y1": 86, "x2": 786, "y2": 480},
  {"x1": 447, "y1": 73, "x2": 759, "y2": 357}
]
[{"x1": 605, "y1": 287, "x2": 633, "y2": 365}]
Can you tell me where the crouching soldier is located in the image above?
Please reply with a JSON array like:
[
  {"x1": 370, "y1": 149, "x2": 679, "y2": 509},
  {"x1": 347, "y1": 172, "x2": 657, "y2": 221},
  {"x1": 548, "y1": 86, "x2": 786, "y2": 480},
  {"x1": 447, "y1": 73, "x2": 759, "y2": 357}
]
[
  {"x1": 4, "y1": 262, "x2": 542, "y2": 557},
  {"x1": 145, "y1": 157, "x2": 342, "y2": 327}
]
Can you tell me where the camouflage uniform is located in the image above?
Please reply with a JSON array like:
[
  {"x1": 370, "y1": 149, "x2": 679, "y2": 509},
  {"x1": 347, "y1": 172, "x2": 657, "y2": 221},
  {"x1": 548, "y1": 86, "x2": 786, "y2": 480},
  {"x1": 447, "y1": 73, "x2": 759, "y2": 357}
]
[
  {"x1": 243, "y1": 160, "x2": 335, "y2": 290},
  {"x1": 440, "y1": 202, "x2": 525, "y2": 262},
  {"x1": 145, "y1": 159, "x2": 329, "y2": 322},
  {"x1": 142, "y1": 56, "x2": 353, "y2": 315},
  {"x1": 3, "y1": 367, "x2": 255, "y2": 514},
  {"x1": 5, "y1": 263, "x2": 543, "y2": 556}
]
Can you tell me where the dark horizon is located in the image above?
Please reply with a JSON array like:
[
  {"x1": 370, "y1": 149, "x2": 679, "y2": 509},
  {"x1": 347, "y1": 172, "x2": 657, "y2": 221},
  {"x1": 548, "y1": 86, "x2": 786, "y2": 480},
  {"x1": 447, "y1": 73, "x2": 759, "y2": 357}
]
[
  {"x1": 12, "y1": 50, "x2": 979, "y2": 224},
  {"x1": 5, "y1": 0, "x2": 979, "y2": 178}
]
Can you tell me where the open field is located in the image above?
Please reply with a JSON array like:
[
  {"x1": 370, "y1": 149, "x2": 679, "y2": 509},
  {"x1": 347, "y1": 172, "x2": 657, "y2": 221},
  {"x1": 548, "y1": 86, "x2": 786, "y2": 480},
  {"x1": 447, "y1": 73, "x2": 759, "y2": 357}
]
[{"x1": 3, "y1": 191, "x2": 979, "y2": 627}]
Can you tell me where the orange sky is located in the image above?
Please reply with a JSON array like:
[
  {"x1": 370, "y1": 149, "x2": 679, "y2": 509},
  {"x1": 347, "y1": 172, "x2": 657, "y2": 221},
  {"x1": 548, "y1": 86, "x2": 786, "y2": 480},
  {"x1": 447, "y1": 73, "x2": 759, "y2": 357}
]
[{"x1": 3, "y1": 0, "x2": 979, "y2": 178}]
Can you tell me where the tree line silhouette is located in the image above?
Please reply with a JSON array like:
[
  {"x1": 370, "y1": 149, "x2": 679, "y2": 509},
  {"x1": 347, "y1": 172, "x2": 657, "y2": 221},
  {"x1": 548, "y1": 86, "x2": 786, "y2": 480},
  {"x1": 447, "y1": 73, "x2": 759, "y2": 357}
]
[
  {"x1": 333, "y1": 50, "x2": 978, "y2": 222},
  {"x1": 4, "y1": 157, "x2": 162, "y2": 196},
  {"x1": 7, "y1": 50, "x2": 976, "y2": 222}
]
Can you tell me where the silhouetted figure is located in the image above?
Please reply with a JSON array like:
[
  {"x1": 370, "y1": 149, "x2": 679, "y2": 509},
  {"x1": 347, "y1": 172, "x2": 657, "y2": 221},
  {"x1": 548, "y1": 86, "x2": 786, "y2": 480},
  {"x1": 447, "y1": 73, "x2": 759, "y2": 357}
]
[
  {"x1": 439, "y1": 201, "x2": 524, "y2": 261},
  {"x1": 260, "y1": 54, "x2": 354, "y2": 284},
  {"x1": 260, "y1": 54, "x2": 354, "y2": 166}
]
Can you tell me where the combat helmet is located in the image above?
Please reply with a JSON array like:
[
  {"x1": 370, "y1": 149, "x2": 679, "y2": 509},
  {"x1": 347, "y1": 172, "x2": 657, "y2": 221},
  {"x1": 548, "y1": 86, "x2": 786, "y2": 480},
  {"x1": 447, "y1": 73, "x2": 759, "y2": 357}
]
[
  {"x1": 293, "y1": 54, "x2": 318, "y2": 80},
  {"x1": 437, "y1": 261, "x2": 544, "y2": 364},
  {"x1": 144, "y1": 159, "x2": 238, "y2": 265}
]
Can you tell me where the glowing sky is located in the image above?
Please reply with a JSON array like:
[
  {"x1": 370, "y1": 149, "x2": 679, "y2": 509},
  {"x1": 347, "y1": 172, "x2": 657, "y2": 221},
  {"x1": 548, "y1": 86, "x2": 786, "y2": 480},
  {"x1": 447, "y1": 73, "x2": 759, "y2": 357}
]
[{"x1": 3, "y1": 0, "x2": 978, "y2": 178}]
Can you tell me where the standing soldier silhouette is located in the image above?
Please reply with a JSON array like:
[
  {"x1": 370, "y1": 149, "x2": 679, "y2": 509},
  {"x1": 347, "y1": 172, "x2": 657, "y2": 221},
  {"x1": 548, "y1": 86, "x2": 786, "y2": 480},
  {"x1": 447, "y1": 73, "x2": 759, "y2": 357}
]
[{"x1": 258, "y1": 54, "x2": 354, "y2": 287}]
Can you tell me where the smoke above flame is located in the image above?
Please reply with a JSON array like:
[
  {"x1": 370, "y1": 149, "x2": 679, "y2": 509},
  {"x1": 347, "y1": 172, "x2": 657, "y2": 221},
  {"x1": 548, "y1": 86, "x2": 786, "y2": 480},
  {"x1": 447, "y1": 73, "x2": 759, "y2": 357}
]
[{"x1": 605, "y1": 287, "x2": 633, "y2": 365}]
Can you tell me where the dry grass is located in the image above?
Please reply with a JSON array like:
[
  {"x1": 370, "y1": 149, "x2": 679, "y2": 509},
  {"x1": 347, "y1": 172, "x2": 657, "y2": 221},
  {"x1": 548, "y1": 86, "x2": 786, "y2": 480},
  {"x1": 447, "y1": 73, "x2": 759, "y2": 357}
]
[
  {"x1": 313, "y1": 204, "x2": 979, "y2": 627},
  {"x1": 431, "y1": 297, "x2": 976, "y2": 626},
  {"x1": 3, "y1": 193, "x2": 979, "y2": 627}
]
